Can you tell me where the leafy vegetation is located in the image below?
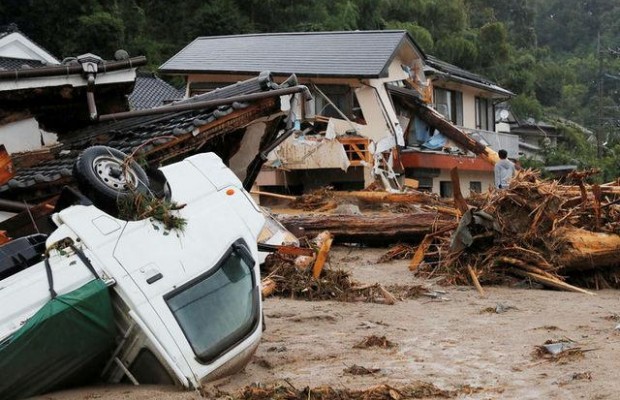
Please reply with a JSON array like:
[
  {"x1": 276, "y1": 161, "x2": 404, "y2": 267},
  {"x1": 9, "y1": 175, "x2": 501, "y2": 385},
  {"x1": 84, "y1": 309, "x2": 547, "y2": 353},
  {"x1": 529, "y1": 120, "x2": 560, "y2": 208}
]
[{"x1": 1, "y1": 0, "x2": 619, "y2": 177}]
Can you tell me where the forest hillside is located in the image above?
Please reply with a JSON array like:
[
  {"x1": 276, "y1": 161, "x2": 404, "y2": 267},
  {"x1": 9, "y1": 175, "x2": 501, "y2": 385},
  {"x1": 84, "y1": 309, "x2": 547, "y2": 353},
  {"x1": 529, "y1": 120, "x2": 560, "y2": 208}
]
[{"x1": 1, "y1": 0, "x2": 619, "y2": 177}]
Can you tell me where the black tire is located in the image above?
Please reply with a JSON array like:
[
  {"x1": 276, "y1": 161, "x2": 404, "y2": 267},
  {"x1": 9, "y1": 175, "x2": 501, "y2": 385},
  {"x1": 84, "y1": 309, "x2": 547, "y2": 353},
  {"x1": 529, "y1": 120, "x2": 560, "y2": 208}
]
[{"x1": 73, "y1": 146, "x2": 149, "y2": 215}]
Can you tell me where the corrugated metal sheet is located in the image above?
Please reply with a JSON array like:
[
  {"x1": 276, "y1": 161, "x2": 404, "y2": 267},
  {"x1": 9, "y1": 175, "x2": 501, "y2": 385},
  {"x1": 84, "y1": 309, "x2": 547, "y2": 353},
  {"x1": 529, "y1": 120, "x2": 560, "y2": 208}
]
[{"x1": 160, "y1": 31, "x2": 419, "y2": 78}]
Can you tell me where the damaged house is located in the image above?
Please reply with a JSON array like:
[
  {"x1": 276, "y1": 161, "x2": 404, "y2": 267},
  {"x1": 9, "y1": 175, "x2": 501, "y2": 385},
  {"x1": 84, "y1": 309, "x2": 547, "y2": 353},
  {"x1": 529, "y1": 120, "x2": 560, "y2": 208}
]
[
  {"x1": 160, "y1": 30, "x2": 515, "y2": 197},
  {"x1": 0, "y1": 27, "x2": 312, "y2": 231}
]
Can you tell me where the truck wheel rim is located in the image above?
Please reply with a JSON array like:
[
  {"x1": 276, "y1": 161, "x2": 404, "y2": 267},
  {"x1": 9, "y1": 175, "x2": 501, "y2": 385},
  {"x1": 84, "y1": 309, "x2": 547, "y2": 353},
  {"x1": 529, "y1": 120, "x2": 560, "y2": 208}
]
[{"x1": 92, "y1": 155, "x2": 139, "y2": 191}]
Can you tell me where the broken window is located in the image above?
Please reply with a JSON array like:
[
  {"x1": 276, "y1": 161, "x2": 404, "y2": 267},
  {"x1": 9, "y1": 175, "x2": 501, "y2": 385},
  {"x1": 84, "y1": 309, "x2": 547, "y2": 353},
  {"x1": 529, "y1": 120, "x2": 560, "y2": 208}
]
[
  {"x1": 127, "y1": 348, "x2": 174, "y2": 385},
  {"x1": 314, "y1": 85, "x2": 354, "y2": 119},
  {"x1": 475, "y1": 97, "x2": 495, "y2": 131},
  {"x1": 416, "y1": 177, "x2": 433, "y2": 192},
  {"x1": 439, "y1": 181, "x2": 453, "y2": 198},
  {"x1": 433, "y1": 88, "x2": 463, "y2": 126},
  {"x1": 469, "y1": 181, "x2": 482, "y2": 194}
]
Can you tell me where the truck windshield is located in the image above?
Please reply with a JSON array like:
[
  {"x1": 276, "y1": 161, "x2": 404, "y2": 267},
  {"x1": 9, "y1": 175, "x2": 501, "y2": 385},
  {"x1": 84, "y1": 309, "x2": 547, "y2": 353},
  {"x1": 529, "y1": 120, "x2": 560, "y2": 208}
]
[{"x1": 165, "y1": 243, "x2": 258, "y2": 363}]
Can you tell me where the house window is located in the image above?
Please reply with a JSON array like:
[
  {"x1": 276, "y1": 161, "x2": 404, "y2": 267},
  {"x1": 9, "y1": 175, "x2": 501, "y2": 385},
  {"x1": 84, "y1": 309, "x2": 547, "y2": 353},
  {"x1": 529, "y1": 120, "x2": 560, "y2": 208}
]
[
  {"x1": 416, "y1": 177, "x2": 433, "y2": 192},
  {"x1": 314, "y1": 85, "x2": 354, "y2": 119},
  {"x1": 469, "y1": 181, "x2": 482, "y2": 194},
  {"x1": 475, "y1": 97, "x2": 495, "y2": 131},
  {"x1": 433, "y1": 87, "x2": 463, "y2": 125},
  {"x1": 439, "y1": 181, "x2": 453, "y2": 198}
]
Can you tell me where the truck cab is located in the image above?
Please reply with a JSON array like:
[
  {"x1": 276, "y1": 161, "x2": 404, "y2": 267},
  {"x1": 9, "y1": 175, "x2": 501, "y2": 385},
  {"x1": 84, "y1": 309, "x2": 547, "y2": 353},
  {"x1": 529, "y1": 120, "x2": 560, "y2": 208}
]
[{"x1": 0, "y1": 151, "x2": 266, "y2": 398}]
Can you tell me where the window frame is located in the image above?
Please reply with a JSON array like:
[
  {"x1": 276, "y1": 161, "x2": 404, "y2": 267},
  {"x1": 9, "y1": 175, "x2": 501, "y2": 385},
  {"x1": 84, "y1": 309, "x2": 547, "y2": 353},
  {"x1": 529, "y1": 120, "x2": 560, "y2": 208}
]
[
  {"x1": 475, "y1": 96, "x2": 495, "y2": 131},
  {"x1": 164, "y1": 239, "x2": 259, "y2": 364},
  {"x1": 434, "y1": 87, "x2": 463, "y2": 125}
]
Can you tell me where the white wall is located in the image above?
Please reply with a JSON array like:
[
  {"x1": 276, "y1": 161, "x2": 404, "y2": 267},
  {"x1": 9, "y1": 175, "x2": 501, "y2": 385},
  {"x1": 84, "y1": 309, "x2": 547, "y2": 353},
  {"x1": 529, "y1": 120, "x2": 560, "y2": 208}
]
[
  {"x1": 0, "y1": 118, "x2": 57, "y2": 153},
  {"x1": 433, "y1": 169, "x2": 495, "y2": 197}
]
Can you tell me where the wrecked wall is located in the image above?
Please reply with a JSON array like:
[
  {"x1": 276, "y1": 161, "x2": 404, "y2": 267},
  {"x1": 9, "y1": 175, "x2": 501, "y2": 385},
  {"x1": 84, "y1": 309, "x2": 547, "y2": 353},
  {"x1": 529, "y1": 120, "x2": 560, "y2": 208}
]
[{"x1": 0, "y1": 118, "x2": 57, "y2": 153}]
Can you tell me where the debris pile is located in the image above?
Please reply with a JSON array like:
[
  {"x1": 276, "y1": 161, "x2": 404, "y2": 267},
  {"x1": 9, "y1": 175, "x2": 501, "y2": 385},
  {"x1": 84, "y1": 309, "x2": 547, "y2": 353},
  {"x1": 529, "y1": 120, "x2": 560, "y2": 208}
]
[
  {"x1": 262, "y1": 252, "x2": 399, "y2": 304},
  {"x1": 228, "y1": 382, "x2": 459, "y2": 400},
  {"x1": 261, "y1": 231, "x2": 410, "y2": 304},
  {"x1": 533, "y1": 340, "x2": 586, "y2": 363},
  {"x1": 413, "y1": 169, "x2": 620, "y2": 292},
  {"x1": 353, "y1": 335, "x2": 397, "y2": 349}
]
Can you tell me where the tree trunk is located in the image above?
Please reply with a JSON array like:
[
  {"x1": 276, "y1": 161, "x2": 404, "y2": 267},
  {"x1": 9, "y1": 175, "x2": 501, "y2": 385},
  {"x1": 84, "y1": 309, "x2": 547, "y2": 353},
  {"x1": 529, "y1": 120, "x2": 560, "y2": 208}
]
[
  {"x1": 554, "y1": 227, "x2": 620, "y2": 272},
  {"x1": 277, "y1": 212, "x2": 456, "y2": 244}
]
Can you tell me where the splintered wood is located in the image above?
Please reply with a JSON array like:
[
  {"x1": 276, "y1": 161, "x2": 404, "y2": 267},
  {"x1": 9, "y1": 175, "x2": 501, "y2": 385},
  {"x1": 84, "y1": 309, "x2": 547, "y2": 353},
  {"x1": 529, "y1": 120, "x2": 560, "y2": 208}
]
[
  {"x1": 273, "y1": 168, "x2": 620, "y2": 292},
  {"x1": 261, "y1": 252, "x2": 398, "y2": 304},
  {"x1": 414, "y1": 169, "x2": 620, "y2": 292}
]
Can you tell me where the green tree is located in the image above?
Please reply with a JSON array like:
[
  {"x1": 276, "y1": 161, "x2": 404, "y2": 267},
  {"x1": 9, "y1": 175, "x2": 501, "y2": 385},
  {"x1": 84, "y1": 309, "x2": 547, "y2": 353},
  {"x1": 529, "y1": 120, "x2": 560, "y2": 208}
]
[{"x1": 71, "y1": 11, "x2": 126, "y2": 58}]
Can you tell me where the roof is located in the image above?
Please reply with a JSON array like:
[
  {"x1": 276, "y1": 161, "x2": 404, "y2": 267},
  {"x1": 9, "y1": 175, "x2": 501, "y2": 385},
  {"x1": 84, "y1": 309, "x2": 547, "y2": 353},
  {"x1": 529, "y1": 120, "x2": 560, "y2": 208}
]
[
  {"x1": 160, "y1": 30, "x2": 425, "y2": 78},
  {"x1": 0, "y1": 56, "x2": 46, "y2": 70},
  {"x1": 0, "y1": 74, "x2": 284, "y2": 200},
  {"x1": 128, "y1": 73, "x2": 184, "y2": 110},
  {"x1": 425, "y1": 55, "x2": 513, "y2": 98},
  {"x1": 0, "y1": 25, "x2": 59, "y2": 65}
]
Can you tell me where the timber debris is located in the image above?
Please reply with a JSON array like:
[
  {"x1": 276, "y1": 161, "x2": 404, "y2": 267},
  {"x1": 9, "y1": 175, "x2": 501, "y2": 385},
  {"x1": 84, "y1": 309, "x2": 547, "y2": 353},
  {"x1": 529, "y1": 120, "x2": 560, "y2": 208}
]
[
  {"x1": 262, "y1": 252, "x2": 398, "y2": 304},
  {"x1": 275, "y1": 167, "x2": 620, "y2": 293},
  {"x1": 226, "y1": 382, "x2": 459, "y2": 399},
  {"x1": 261, "y1": 231, "x2": 401, "y2": 304},
  {"x1": 413, "y1": 169, "x2": 620, "y2": 292}
]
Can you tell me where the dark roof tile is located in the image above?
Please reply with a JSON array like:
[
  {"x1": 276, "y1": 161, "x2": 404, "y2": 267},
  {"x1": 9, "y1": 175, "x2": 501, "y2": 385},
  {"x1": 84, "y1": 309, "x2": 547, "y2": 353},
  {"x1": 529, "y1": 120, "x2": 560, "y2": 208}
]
[
  {"x1": 128, "y1": 73, "x2": 184, "y2": 110},
  {"x1": 0, "y1": 56, "x2": 46, "y2": 70}
]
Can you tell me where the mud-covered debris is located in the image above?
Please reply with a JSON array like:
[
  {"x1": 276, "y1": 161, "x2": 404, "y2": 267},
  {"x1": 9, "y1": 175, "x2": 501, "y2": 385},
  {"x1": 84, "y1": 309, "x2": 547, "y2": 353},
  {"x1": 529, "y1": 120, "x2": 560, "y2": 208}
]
[
  {"x1": 533, "y1": 340, "x2": 585, "y2": 363},
  {"x1": 343, "y1": 364, "x2": 381, "y2": 375},
  {"x1": 290, "y1": 187, "x2": 335, "y2": 211},
  {"x1": 353, "y1": 335, "x2": 396, "y2": 349},
  {"x1": 378, "y1": 243, "x2": 416, "y2": 263},
  {"x1": 253, "y1": 357, "x2": 273, "y2": 369},
  {"x1": 384, "y1": 284, "x2": 430, "y2": 300},
  {"x1": 231, "y1": 382, "x2": 457, "y2": 399},
  {"x1": 263, "y1": 253, "x2": 397, "y2": 304},
  {"x1": 480, "y1": 303, "x2": 517, "y2": 314}
]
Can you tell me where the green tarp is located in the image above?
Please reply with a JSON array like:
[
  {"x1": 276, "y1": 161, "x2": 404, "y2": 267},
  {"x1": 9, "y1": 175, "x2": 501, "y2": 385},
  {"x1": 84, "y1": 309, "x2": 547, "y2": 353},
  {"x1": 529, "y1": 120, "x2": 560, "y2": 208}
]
[{"x1": 0, "y1": 279, "x2": 115, "y2": 400}]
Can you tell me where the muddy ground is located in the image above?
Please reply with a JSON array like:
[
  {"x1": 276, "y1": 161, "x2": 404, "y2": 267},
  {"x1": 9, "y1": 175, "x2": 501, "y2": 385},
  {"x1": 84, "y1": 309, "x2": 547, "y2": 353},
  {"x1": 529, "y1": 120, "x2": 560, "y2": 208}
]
[{"x1": 38, "y1": 246, "x2": 620, "y2": 400}]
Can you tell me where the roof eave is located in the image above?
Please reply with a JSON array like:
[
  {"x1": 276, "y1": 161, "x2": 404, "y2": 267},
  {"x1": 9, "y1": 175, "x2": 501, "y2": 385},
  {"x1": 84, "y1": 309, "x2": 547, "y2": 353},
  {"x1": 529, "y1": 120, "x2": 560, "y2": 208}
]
[
  {"x1": 430, "y1": 70, "x2": 514, "y2": 98},
  {"x1": 159, "y1": 68, "x2": 381, "y2": 80}
]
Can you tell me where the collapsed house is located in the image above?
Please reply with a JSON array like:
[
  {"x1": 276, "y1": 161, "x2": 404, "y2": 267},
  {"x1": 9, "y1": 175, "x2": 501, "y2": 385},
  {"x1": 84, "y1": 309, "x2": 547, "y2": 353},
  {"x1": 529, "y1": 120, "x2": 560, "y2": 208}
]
[
  {"x1": 160, "y1": 30, "x2": 515, "y2": 197},
  {"x1": 0, "y1": 29, "x2": 314, "y2": 237}
]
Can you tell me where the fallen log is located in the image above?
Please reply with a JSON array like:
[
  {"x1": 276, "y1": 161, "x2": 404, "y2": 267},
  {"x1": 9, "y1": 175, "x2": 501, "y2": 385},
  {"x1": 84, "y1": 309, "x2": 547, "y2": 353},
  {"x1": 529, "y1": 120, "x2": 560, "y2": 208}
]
[
  {"x1": 277, "y1": 212, "x2": 455, "y2": 244},
  {"x1": 331, "y1": 190, "x2": 439, "y2": 205},
  {"x1": 554, "y1": 227, "x2": 620, "y2": 272}
]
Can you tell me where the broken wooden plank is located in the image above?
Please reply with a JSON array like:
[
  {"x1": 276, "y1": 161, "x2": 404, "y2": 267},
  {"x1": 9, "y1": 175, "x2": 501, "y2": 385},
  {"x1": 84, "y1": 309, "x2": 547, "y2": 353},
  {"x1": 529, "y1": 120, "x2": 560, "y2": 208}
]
[
  {"x1": 409, "y1": 223, "x2": 458, "y2": 271},
  {"x1": 261, "y1": 277, "x2": 276, "y2": 297},
  {"x1": 410, "y1": 235, "x2": 432, "y2": 271},
  {"x1": 467, "y1": 265, "x2": 486, "y2": 297},
  {"x1": 312, "y1": 234, "x2": 333, "y2": 278},
  {"x1": 250, "y1": 190, "x2": 298, "y2": 201},
  {"x1": 450, "y1": 167, "x2": 469, "y2": 215},
  {"x1": 509, "y1": 268, "x2": 594, "y2": 295}
]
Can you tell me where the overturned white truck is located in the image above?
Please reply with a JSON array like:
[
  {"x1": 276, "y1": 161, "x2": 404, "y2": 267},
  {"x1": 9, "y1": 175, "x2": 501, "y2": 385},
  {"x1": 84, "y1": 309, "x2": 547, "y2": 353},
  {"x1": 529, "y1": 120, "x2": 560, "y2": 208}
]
[{"x1": 0, "y1": 147, "x2": 267, "y2": 399}]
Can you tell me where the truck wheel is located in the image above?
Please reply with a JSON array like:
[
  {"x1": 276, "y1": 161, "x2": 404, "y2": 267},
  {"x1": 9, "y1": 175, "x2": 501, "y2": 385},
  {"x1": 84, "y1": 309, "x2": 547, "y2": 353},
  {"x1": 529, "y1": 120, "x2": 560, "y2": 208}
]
[{"x1": 73, "y1": 146, "x2": 150, "y2": 214}]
